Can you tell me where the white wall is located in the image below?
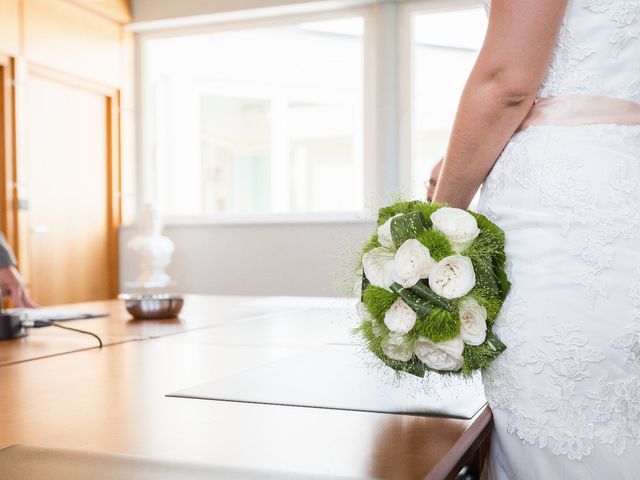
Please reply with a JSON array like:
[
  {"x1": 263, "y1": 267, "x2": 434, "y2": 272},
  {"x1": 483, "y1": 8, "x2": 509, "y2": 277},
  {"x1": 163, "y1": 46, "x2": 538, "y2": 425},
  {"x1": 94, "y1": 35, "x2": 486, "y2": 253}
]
[{"x1": 120, "y1": 221, "x2": 373, "y2": 296}]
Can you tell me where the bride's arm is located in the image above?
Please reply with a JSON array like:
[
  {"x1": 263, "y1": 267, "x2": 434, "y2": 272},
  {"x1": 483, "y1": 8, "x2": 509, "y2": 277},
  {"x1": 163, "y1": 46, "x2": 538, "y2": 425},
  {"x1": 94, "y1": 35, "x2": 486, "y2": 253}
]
[{"x1": 432, "y1": 0, "x2": 568, "y2": 208}]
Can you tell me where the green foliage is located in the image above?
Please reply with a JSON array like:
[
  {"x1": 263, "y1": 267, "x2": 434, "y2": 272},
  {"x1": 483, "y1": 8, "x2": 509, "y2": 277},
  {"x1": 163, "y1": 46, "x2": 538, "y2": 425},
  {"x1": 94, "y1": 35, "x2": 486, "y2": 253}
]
[
  {"x1": 362, "y1": 234, "x2": 381, "y2": 255},
  {"x1": 460, "y1": 331, "x2": 507, "y2": 376},
  {"x1": 470, "y1": 291, "x2": 503, "y2": 325},
  {"x1": 362, "y1": 286, "x2": 396, "y2": 322},
  {"x1": 354, "y1": 321, "x2": 425, "y2": 377},
  {"x1": 411, "y1": 280, "x2": 454, "y2": 311},
  {"x1": 467, "y1": 210, "x2": 506, "y2": 269},
  {"x1": 390, "y1": 283, "x2": 434, "y2": 318},
  {"x1": 377, "y1": 200, "x2": 444, "y2": 227},
  {"x1": 414, "y1": 309, "x2": 460, "y2": 342},
  {"x1": 416, "y1": 229, "x2": 454, "y2": 261},
  {"x1": 390, "y1": 212, "x2": 427, "y2": 248}
]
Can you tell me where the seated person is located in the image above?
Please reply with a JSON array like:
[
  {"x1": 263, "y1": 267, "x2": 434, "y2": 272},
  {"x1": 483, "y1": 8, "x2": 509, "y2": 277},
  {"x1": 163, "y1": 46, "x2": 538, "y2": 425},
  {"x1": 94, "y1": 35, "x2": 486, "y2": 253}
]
[
  {"x1": 0, "y1": 233, "x2": 35, "y2": 308},
  {"x1": 426, "y1": 158, "x2": 443, "y2": 202}
]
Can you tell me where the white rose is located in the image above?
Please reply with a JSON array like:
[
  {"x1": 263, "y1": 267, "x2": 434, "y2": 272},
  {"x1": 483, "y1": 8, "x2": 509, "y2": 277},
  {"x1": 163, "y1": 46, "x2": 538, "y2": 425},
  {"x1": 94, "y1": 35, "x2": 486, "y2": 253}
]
[
  {"x1": 377, "y1": 214, "x2": 402, "y2": 249},
  {"x1": 458, "y1": 296, "x2": 487, "y2": 346},
  {"x1": 428, "y1": 255, "x2": 476, "y2": 299},
  {"x1": 384, "y1": 298, "x2": 417, "y2": 334},
  {"x1": 414, "y1": 335, "x2": 464, "y2": 371},
  {"x1": 381, "y1": 333, "x2": 413, "y2": 362},
  {"x1": 393, "y1": 239, "x2": 436, "y2": 288},
  {"x1": 362, "y1": 247, "x2": 396, "y2": 291},
  {"x1": 430, "y1": 207, "x2": 480, "y2": 253}
]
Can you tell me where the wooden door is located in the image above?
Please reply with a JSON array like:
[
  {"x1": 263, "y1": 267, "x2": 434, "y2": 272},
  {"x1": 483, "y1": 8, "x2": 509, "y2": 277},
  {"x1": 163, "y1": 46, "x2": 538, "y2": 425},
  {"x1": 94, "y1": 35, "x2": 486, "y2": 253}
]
[{"x1": 22, "y1": 67, "x2": 120, "y2": 305}]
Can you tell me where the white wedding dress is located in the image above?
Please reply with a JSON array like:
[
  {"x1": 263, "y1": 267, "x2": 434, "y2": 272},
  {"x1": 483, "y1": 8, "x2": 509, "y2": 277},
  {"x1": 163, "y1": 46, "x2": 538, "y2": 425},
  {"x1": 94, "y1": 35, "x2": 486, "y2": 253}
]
[{"x1": 476, "y1": 1, "x2": 640, "y2": 479}]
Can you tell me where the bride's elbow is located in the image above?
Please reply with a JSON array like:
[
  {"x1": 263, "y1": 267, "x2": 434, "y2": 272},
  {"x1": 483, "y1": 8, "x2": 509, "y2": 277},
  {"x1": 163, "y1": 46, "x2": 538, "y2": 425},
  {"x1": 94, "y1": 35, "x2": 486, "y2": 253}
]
[{"x1": 481, "y1": 68, "x2": 540, "y2": 107}]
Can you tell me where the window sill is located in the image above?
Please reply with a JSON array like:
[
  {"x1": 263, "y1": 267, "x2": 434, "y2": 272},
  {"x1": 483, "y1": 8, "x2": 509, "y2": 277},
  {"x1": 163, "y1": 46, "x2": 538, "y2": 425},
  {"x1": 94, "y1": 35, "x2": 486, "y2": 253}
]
[{"x1": 147, "y1": 212, "x2": 376, "y2": 227}]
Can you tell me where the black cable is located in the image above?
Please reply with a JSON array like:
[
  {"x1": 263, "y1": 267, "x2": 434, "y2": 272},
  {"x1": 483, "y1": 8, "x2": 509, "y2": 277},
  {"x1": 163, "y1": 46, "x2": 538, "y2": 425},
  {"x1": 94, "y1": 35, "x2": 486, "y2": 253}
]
[{"x1": 28, "y1": 320, "x2": 103, "y2": 348}]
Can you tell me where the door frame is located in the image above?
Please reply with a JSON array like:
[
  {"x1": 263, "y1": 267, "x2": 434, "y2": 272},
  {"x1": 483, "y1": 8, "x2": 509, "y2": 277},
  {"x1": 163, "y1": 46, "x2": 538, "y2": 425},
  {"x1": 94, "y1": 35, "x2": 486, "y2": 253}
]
[
  {"x1": 0, "y1": 54, "x2": 19, "y2": 257},
  {"x1": 14, "y1": 61, "x2": 122, "y2": 297}
]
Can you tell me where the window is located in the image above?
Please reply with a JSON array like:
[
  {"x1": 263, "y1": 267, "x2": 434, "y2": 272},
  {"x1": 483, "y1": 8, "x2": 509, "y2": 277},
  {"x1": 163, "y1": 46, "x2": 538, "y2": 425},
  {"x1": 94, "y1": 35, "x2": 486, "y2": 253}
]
[
  {"x1": 144, "y1": 17, "x2": 365, "y2": 218},
  {"x1": 410, "y1": 7, "x2": 488, "y2": 198}
]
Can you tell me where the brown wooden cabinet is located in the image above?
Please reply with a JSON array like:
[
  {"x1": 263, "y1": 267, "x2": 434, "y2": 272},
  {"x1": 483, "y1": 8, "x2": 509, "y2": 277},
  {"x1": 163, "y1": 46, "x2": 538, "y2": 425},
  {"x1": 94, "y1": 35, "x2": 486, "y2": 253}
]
[{"x1": 0, "y1": 0, "x2": 131, "y2": 305}]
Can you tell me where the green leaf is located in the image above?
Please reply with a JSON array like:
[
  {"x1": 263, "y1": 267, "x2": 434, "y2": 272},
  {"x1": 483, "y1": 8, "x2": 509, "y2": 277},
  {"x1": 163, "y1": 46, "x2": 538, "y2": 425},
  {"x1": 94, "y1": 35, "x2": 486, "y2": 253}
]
[
  {"x1": 496, "y1": 268, "x2": 511, "y2": 301},
  {"x1": 484, "y1": 330, "x2": 507, "y2": 355},
  {"x1": 472, "y1": 254, "x2": 501, "y2": 298},
  {"x1": 372, "y1": 348, "x2": 426, "y2": 378},
  {"x1": 410, "y1": 280, "x2": 455, "y2": 311},
  {"x1": 390, "y1": 283, "x2": 433, "y2": 318},
  {"x1": 390, "y1": 211, "x2": 427, "y2": 248}
]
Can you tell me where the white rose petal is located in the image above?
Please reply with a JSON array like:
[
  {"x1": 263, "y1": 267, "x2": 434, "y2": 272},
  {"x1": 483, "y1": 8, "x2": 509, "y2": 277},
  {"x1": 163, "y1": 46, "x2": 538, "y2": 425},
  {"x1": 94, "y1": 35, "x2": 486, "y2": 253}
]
[
  {"x1": 431, "y1": 207, "x2": 480, "y2": 253},
  {"x1": 377, "y1": 214, "x2": 402, "y2": 249},
  {"x1": 362, "y1": 247, "x2": 396, "y2": 291},
  {"x1": 381, "y1": 333, "x2": 413, "y2": 362},
  {"x1": 458, "y1": 296, "x2": 488, "y2": 346},
  {"x1": 414, "y1": 335, "x2": 464, "y2": 371},
  {"x1": 384, "y1": 298, "x2": 417, "y2": 334},
  {"x1": 393, "y1": 239, "x2": 437, "y2": 288},
  {"x1": 428, "y1": 255, "x2": 476, "y2": 299}
]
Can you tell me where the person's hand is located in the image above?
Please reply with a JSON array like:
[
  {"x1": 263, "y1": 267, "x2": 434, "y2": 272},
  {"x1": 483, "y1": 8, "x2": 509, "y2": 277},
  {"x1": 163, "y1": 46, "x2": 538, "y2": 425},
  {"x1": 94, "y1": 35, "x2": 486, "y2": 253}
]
[{"x1": 0, "y1": 266, "x2": 37, "y2": 308}]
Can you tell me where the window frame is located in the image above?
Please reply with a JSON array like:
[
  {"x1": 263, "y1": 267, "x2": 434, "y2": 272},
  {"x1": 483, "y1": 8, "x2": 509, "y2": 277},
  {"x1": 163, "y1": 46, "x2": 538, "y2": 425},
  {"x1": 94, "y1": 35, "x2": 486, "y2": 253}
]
[
  {"x1": 397, "y1": 0, "x2": 485, "y2": 197},
  {"x1": 135, "y1": 7, "x2": 378, "y2": 225},
  {"x1": 133, "y1": 0, "x2": 484, "y2": 226}
]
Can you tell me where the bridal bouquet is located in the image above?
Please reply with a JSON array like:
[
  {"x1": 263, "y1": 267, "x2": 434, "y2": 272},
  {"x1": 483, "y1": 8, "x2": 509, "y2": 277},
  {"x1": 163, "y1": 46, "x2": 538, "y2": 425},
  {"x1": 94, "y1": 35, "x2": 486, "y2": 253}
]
[{"x1": 356, "y1": 201, "x2": 510, "y2": 377}]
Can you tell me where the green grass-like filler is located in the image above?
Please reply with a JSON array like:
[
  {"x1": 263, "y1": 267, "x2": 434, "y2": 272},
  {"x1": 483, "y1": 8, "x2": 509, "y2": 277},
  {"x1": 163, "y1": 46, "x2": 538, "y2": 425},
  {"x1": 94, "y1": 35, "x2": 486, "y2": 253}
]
[
  {"x1": 469, "y1": 290, "x2": 503, "y2": 325},
  {"x1": 413, "y1": 309, "x2": 460, "y2": 342},
  {"x1": 416, "y1": 229, "x2": 455, "y2": 261},
  {"x1": 362, "y1": 286, "x2": 397, "y2": 322},
  {"x1": 362, "y1": 233, "x2": 381, "y2": 255}
]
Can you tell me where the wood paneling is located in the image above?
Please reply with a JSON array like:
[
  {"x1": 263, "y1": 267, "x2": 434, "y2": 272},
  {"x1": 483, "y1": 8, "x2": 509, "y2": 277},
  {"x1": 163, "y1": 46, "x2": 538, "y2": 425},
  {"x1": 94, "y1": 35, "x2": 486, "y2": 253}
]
[
  {"x1": 0, "y1": 0, "x2": 19, "y2": 56},
  {"x1": 24, "y1": 69, "x2": 114, "y2": 304},
  {"x1": 23, "y1": 0, "x2": 122, "y2": 87},
  {"x1": 67, "y1": 0, "x2": 131, "y2": 23}
]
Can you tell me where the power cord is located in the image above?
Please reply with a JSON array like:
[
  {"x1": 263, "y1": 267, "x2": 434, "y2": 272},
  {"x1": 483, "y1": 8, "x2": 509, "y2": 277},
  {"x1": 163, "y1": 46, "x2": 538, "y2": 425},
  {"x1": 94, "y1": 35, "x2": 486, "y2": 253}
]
[{"x1": 22, "y1": 320, "x2": 103, "y2": 348}]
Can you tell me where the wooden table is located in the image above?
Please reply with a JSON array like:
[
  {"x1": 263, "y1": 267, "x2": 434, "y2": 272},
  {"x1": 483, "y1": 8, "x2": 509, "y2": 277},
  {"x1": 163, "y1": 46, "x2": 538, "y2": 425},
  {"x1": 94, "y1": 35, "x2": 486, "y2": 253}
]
[{"x1": 0, "y1": 295, "x2": 492, "y2": 479}]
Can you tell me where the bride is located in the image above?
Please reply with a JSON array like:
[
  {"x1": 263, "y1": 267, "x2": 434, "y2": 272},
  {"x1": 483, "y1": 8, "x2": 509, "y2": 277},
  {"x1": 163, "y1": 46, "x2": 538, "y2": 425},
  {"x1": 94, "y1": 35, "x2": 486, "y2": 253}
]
[{"x1": 432, "y1": 1, "x2": 640, "y2": 478}]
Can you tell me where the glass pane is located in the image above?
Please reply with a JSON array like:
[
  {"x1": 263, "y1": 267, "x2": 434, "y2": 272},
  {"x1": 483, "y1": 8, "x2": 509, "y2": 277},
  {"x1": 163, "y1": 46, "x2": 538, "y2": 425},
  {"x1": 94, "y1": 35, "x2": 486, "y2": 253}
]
[
  {"x1": 145, "y1": 17, "x2": 364, "y2": 216},
  {"x1": 411, "y1": 8, "x2": 488, "y2": 199}
]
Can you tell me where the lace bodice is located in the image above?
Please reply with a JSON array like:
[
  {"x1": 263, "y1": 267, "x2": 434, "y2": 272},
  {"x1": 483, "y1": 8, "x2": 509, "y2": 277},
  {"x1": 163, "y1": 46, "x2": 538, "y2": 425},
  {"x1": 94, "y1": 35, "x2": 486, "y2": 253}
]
[{"x1": 484, "y1": 0, "x2": 640, "y2": 102}]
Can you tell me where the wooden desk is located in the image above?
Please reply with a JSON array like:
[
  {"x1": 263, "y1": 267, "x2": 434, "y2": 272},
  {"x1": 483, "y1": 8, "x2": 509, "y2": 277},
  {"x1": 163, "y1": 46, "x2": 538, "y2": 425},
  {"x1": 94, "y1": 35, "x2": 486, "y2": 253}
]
[
  {"x1": 0, "y1": 296, "x2": 492, "y2": 479},
  {"x1": 0, "y1": 295, "x2": 309, "y2": 366}
]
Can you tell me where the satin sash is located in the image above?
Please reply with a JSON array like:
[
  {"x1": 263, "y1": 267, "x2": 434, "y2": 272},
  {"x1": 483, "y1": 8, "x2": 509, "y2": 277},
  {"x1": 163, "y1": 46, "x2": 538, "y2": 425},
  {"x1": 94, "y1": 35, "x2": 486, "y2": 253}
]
[{"x1": 517, "y1": 93, "x2": 640, "y2": 131}]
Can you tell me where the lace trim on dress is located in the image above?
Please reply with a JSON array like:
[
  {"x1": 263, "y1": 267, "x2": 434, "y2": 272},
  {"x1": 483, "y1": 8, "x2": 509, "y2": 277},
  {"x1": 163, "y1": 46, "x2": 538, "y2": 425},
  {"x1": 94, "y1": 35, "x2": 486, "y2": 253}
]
[{"x1": 478, "y1": 125, "x2": 640, "y2": 460}]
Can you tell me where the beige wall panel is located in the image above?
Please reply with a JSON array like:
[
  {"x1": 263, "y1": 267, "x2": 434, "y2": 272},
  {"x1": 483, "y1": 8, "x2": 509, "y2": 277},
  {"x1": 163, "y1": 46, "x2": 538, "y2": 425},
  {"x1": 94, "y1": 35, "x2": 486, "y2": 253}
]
[
  {"x1": 23, "y1": 0, "x2": 121, "y2": 87},
  {"x1": 0, "y1": 0, "x2": 20, "y2": 55},
  {"x1": 132, "y1": 0, "x2": 322, "y2": 22},
  {"x1": 68, "y1": 0, "x2": 131, "y2": 23}
]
